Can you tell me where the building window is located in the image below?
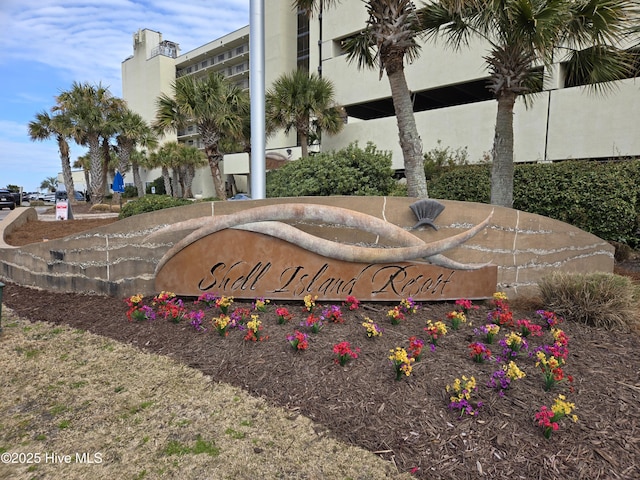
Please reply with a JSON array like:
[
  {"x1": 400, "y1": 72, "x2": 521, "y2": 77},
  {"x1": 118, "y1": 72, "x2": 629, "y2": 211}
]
[
  {"x1": 218, "y1": 54, "x2": 225, "y2": 62},
  {"x1": 236, "y1": 45, "x2": 244, "y2": 55},
  {"x1": 297, "y1": 8, "x2": 310, "y2": 73},
  {"x1": 201, "y1": 60, "x2": 208, "y2": 68}
]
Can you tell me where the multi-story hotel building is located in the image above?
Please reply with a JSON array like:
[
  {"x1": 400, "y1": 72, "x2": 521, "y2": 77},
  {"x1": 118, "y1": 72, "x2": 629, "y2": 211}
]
[{"x1": 121, "y1": 5, "x2": 640, "y2": 198}]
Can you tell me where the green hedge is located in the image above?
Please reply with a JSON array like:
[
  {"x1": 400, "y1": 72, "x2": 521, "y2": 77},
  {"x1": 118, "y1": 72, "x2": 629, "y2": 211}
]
[
  {"x1": 119, "y1": 195, "x2": 193, "y2": 219},
  {"x1": 429, "y1": 160, "x2": 640, "y2": 246},
  {"x1": 266, "y1": 142, "x2": 396, "y2": 198}
]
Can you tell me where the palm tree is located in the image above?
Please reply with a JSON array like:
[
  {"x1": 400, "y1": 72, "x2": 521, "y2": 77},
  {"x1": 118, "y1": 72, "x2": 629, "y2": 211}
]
[
  {"x1": 293, "y1": 0, "x2": 429, "y2": 197},
  {"x1": 54, "y1": 82, "x2": 122, "y2": 204},
  {"x1": 39, "y1": 176, "x2": 58, "y2": 193},
  {"x1": 129, "y1": 149, "x2": 150, "y2": 198},
  {"x1": 153, "y1": 72, "x2": 249, "y2": 200},
  {"x1": 419, "y1": 0, "x2": 635, "y2": 207},
  {"x1": 149, "y1": 141, "x2": 183, "y2": 197},
  {"x1": 28, "y1": 111, "x2": 77, "y2": 202},
  {"x1": 113, "y1": 109, "x2": 158, "y2": 173},
  {"x1": 177, "y1": 145, "x2": 207, "y2": 198},
  {"x1": 112, "y1": 107, "x2": 158, "y2": 201},
  {"x1": 73, "y1": 154, "x2": 91, "y2": 199},
  {"x1": 266, "y1": 69, "x2": 345, "y2": 158}
]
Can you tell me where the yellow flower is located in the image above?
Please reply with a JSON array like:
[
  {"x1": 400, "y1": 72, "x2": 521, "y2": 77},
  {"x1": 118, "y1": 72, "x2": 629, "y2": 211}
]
[
  {"x1": 552, "y1": 394, "x2": 577, "y2": 420},
  {"x1": 487, "y1": 324, "x2": 500, "y2": 335},
  {"x1": 493, "y1": 292, "x2": 508, "y2": 301},
  {"x1": 129, "y1": 293, "x2": 143, "y2": 303},
  {"x1": 247, "y1": 315, "x2": 261, "y2": 332},
  {"x1": 505, "y1": 361, "x2": 526, "y2": 380}
]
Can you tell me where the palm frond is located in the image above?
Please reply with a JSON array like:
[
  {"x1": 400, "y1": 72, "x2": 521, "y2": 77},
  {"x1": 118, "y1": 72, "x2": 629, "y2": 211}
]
[{"x1": 563, "y1": 44, "x2": 635, "y2": 94}]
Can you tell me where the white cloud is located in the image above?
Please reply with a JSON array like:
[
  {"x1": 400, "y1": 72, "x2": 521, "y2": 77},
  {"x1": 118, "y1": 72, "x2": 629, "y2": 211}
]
[{"x1": 0, "y1": 0, "x2": 250, "y2": 97}]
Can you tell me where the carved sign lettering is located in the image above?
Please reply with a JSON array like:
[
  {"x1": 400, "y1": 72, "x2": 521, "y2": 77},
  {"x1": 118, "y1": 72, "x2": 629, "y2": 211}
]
[{"x1": 155, "y1": 229, "x2": 497, "y2": 301}]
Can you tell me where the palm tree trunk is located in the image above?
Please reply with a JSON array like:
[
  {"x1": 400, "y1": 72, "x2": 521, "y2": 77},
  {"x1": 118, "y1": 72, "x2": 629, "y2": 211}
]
[
  {"x1": 88, "y1": 135, "x2": 104, "y2": 204},
  {"x1": 300, "y1": 131, "x2": 309, "y2": 158},
  {"x1": 57, "y1": 136, "x2": 77, "y2": 204},
  {"x1": 132, "y1": 162, "x2": 144, "y2": 197},
  {"x1": 161, "y1": 167, "x2": 172, "y2": 196},
  {"x1": 205, "y1": 145, "x2": 227, "y2": 200},
  {"x1": 171, "y1": 169, "x2": 180, "y2": 198},
  {"x1": 185, "y1": 165, "x2": 195, "y2": 198},
  {"x1": 491, "y1": 92, "x2": 517, "y2": 208},
  {"x1": 386, "y1": 68, "x2": 428, "y2": 198}
]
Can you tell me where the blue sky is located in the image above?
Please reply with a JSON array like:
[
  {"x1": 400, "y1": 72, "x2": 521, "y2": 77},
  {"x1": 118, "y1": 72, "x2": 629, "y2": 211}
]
[{"x1": 0, "y1": 0, "x2": 249, "y2": 192}]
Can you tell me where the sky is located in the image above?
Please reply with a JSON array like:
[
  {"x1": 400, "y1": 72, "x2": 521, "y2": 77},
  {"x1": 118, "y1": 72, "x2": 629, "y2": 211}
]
[{"x1": 0, "y1": 0, "x2": 249, "y2": 192}]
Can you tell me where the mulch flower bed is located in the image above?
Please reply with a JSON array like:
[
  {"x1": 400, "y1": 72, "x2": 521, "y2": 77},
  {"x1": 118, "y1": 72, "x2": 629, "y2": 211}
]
[{"x1": 3, "y1": 283, "x2": 639, "y2": 479}]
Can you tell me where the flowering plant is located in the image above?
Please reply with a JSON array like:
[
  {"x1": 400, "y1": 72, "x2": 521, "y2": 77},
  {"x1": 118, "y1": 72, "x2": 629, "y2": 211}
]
[
  {"x1": 301, "y1": 314, "x2": 323, "y2": 333},
  {"x1": 303, "y1": 294, "x2": 318, "y2": 313},
  {"x1": 535, "y1": 394, "x2": 578, "y2": 439},
  {"x1": 487, "y1": 292, "x2": 513, "y2": 327},
  {"x1": 125, "y1": 294, "x2": 155, "y2": 322},
  {"x1": 186, "y1": 310, "x2": 206, "y2": 332},
  {"x1": 474, "y1": 324, "x2": 500, "y2": 344},
  {"x1": 244, "y1": 315, "x2": 266, "y2": 341},
  {"x1": 446, "y1": 375, "x2": 482, "y2": 416},
  {"x1": 153, "y1": 291, "x2": 176, "y2": 307},
  {"x1": 231, "y1": 307, "x2": 251, "y2": 325},
  {"x1": 215, "y1": 296, "x2": 234, "y2": 314},
  {"x1": 343, "y1": 295, "x2": 360, "y2": 311},
  {"x1": 387, "y1": 306, "x2": 405, "y2": 325},
  {"x1": 455, "y1": 298, "x2": 479, "y2": 316},
  {"x1": 126, "y1": 293, "x2": 144, "y2": 309},
  {"x1": 400, "y1": 297, "x2": 419, "y2": 314},
  {"x1": 333, "y1": 341, "x2": 360, "y2": 366},
  {"x1": 468, "y1": 342, "x2": 492, "y2": 363},
  {"x1": 128, "y1": 304, "x2": 155, "y2": 322},
  {"x1": 252, "y1": 297, "x2": 270, "y2": 312},
  {"x1": 213, "y1": 314, "x2": 232, "y2": 336},
  {"x1": 195, "y1": 292, "x2": 218, "y2": 309},
  {"x1": 537, "y1": 310, "x2": 563, "y2": 329},
  {"x1": 545, "y1": 328, "x2": 570, "y2": 361},
  {"x1": 362, "y1": 317, "x2": 383, "y2": 338},
  {"x1": 407, "y1": 336, "x2": 425, "y2": 362},
  {"x1": 487, "y1": 361, "x2": 525, "y2": 396},
  {"x1": 275, "y1": 307, "x2": 293, "y2": 325},
  {"x1": 287, "y1": 330, "x2": 309, "y2": 351},
  {"x1": 515, "y1": 319, "x2": 543, "y2": 338},
  {"x1": 424, "y1": 320, "x2": 447, "y2": 348},
  {"x1": 154, "y1": 295, "x2": 186, "y2": 323},
  {"x1": 499, "y1": 332, "x2": 528, "y2": 359},
  {"x1": 322, "y1": 305, "x2": 344, "y2": 323},
  {"x1": 388, "y1": 347, "x2": 415, "y2": 380},
  {"x1": 535, "y1": 351, "x2": 573, "y2": 391},
  {"x1": 447, "y1": 310, "x2": 467, "y2": 330}
]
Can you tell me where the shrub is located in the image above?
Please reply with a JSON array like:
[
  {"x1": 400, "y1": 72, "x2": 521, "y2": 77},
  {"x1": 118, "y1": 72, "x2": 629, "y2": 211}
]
[
  {"x1": 538, "y1": 271, "x2": 640, "y2": 332},
  {"x1": 429, "y1": 158, "x2": 640, "y2": 246},
  {"x1": 123, "y1": 185, "x2": 138, "y2": 198},
  {"x1": 146, "y1": 177, "x2": 166, "y2": 195},
  {"x1": 423, "y1": 140, "x2": 470, "y2": 181},
  {"x1": 90, "y1": 204, "x2": 119, "y2": 213},
  {"x1": 266, "y1": 142, "x2": 396, "y2": 197},
  {"x1": 119, "y1": 195, "x2": 193, "y2": 219}
]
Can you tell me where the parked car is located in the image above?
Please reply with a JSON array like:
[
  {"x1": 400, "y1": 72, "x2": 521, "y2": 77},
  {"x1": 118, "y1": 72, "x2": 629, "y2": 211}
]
[
  {"x1": 55, "y1": 190, "x2": 86, "y2": 202},
  {"x1": 0, "y1": 189, "x2": 16, "y2": 210},
  {"x1": 228, "y1": 193, "x2": 251, "y2": 201}
]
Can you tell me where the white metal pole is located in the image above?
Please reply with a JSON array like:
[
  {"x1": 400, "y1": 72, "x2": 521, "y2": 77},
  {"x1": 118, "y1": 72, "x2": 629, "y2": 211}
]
[{"x1": 249, "y1": 0, "x2": 266, "y2": 199}]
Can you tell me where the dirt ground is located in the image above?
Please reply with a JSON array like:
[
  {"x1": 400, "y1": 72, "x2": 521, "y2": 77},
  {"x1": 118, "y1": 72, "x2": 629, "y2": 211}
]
[{"x1": 2, "y1": 209, "x2": 640, "y2": 479}]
